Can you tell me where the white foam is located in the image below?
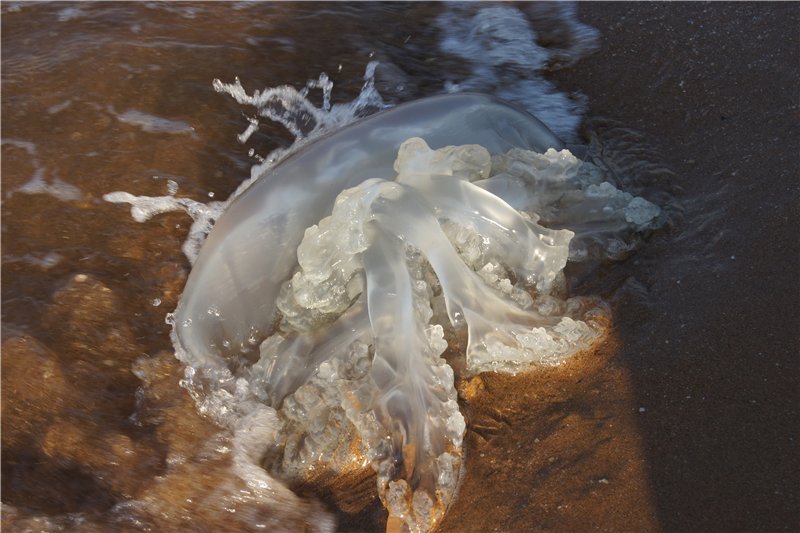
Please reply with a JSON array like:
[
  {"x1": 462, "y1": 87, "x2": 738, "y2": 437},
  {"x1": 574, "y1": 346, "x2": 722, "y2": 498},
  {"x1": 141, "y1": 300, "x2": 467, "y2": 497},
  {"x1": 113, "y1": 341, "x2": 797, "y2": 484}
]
[
  {"x1": 113, "y1": 108, "x2": 197, "y2": 136},
  {"x1": 2, "y1": 138, "x2": 37, "y2": 155},
  {"x1": 3, "y1": 252, "x2": 63, "y2": 269},
  {"x1": 47, "y1": 100, "x2": 72, "y2": 114},
  {"x1": 103, "y1": 191, "x2": 224, "y2": 264},
  {"x1": 212, "y1": 62, "x2": 386, "y2": 198},
  {"x1": 436, "y1": 4, "x2": 598, "y2": 141},
  {"x1": 16, "y1": 172, "x2": 83, "y2": 201},
  {"x1": 2, "y1": 138, "x2": 83, "y2": 202},
  {"x1": 143, "y1": 2, "x2": 199, "y2": 19},
  {"x1": 57, "y1": 6, "x2": 84, "y2": 22}
]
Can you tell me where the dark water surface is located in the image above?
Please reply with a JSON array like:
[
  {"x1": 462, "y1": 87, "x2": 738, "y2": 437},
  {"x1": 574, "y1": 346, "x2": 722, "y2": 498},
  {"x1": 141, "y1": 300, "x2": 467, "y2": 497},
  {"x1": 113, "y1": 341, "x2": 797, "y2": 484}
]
[{"x1": 2, "y1": 2, "x2": 798, "y2": 532}]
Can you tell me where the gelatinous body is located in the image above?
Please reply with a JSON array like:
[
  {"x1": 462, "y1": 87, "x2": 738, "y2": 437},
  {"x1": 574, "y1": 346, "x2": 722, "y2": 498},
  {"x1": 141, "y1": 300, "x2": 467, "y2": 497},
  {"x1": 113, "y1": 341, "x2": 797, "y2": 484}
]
[
  {"x1": 173, "y1": 94, "x2": 563, "y2": 370},
  {"x1": 158, "y1": 93, "x2": 660, "y2": 532}
]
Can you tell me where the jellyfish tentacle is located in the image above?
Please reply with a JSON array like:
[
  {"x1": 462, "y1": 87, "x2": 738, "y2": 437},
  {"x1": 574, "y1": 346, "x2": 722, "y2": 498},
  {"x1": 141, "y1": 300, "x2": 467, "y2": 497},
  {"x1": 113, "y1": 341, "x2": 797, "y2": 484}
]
[
  {"x1": 363, "y1": 223, "x2": 461, "y2": 531},
  {"x1": 253, "y1": 296, "x2": 371, "y2": 406},
  {"x1": 395, "y1": 138, "x2": 573, "y2": 292},
  {"x1": 423, "y1": 177, "x2": 572, "y2": 291},
  {"x1": 371, "y1": 181, "x2": 597, "y2": 372}
]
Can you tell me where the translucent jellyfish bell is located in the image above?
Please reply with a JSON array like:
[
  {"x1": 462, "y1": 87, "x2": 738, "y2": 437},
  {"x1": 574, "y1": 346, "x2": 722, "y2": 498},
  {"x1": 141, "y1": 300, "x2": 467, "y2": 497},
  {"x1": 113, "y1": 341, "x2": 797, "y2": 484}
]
[{"x1": 172, "y1": 93, "x2": 564, "y2": 372}]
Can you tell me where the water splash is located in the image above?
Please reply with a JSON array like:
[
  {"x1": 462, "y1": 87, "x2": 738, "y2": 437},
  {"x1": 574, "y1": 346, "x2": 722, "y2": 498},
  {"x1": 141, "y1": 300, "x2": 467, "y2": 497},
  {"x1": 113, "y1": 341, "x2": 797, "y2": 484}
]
[
  {"x1": 436, "y1": 4, "x2": 599, "y2": 141},
  {"x1": 104, "y1": 63, "x2": 387, "y2": 267},
  {"x1": 2, "y1": 138, "x2": 83, "y2": 201},
  {"x1": 111, "y1": 107, "x2": 197, "y2": 136},
  {"x1": 212, "y1": 61, "x2": 386, "y2": 191}
]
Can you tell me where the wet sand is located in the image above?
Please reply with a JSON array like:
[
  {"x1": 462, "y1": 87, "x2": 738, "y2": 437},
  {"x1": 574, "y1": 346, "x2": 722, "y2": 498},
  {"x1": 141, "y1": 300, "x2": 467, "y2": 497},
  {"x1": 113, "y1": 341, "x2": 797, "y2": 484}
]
[
  {"x1": 562, "y1": 3, "x2": 799, "y2": 531},
  {"x1": 2, "y1": 2, "x2": 799, "y2": 532},
  {"x1": 443, "y1": 3, "x2": 800, "y2": 531}
]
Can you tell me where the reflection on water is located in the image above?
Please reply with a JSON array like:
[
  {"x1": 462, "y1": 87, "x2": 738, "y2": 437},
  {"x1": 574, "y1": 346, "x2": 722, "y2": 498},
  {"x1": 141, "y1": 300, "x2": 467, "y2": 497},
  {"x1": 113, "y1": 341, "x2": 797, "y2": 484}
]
[{"x1": 2, "y1": 2, "x2": 675, "y2": 532}]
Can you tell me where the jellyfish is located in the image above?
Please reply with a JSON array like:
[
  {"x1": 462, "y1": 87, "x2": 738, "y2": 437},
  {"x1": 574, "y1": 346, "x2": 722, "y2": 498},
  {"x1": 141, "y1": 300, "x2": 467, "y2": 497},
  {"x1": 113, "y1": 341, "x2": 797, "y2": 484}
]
[
  {"x1": 110, "y1": 93, "x2": 660, "y2": 532},
  {"x1": 172, "y1": 93, "x2": 566, "y2": 369}
]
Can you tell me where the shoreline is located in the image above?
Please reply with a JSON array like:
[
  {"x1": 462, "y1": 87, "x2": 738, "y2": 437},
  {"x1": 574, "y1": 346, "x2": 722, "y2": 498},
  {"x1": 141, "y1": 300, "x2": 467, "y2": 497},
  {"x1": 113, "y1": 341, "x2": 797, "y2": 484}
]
[
  {"x1": 559, "y1": 3, "x2": 799, "y2": 531},
  {"x1": 443, "y1": 3, "x2": 799, "y2": 531}
]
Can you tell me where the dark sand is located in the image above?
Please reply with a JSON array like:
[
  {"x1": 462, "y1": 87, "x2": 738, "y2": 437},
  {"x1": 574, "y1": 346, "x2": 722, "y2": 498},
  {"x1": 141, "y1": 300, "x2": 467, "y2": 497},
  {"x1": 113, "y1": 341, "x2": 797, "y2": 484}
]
[
  {"x1": 571, "y1": 4, "x2": 799, "y2": 531},
  {"x1": 443, "y1": 3, "x2": 800, "y2": 532}
]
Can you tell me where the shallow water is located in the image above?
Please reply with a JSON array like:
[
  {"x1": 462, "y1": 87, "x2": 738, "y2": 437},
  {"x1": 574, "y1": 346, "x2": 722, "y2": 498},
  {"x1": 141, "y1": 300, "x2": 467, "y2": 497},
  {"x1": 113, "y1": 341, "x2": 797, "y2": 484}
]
[{"x1": 2, "y1": 2, "x2": 798, "y2": 532}]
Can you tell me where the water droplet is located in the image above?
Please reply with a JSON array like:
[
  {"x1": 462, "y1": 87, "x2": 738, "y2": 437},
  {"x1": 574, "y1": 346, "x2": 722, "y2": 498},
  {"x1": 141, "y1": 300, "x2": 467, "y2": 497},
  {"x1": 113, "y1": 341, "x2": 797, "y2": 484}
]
[
  {"x1": 222, "y1": 339, "x2": 231, "y2": 349},
  {"x1": 207, "y1": 305, "x2": 220, "y2": 317},
  {"x1": 166, "y1": 179, "x2": 179, "y2": 196},
  {"x1": 208, "y1": 191, "x2": 215, "y2": 198},
  {"x1": 151, "y1": 297, "x2": 161, "y2": 307},
  {"x1": 165, "y1": 312, "x2": 175, "y2": 326},
  {"x1": 182, "y1": 318, "x2": 192, "y2": 328}
]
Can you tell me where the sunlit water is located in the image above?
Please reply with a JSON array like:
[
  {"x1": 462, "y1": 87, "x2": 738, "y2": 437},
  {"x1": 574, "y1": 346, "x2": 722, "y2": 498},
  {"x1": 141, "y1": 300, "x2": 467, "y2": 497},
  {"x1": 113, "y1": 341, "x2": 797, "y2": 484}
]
[{"x1": 1, "y1": 3, "x2": 682, "y2": 532}]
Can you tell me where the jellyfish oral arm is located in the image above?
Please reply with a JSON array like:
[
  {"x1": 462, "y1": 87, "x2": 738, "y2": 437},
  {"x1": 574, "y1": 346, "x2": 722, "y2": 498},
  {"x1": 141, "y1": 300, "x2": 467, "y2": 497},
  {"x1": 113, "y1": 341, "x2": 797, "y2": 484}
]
[{"x1": 172, "y1": 94, "x2": 563, "y2": 373}]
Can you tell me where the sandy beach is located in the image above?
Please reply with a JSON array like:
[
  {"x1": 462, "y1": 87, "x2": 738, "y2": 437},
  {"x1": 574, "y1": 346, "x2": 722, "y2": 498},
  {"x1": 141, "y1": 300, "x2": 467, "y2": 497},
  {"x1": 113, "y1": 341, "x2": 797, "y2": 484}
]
[
  {"x1": 2, "y1": 2, "x2": 798, "y2": 532},
  {"x1": 438, "y1": 3, "x2": 800, "y2": 531},
  {"x1": 474, "y1": 3, "x2": 800, "y2": 531}
]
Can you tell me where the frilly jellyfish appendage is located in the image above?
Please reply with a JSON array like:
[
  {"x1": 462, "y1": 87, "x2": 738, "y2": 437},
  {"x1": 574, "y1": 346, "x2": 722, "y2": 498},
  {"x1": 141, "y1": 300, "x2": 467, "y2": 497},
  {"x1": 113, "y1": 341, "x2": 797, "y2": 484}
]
[
  {"x1": 170, "y1": 94, "x2": 661, "y2": 532},
  {"x1": 172, "y1": 93, "x2": 563, "y2": 373}
]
